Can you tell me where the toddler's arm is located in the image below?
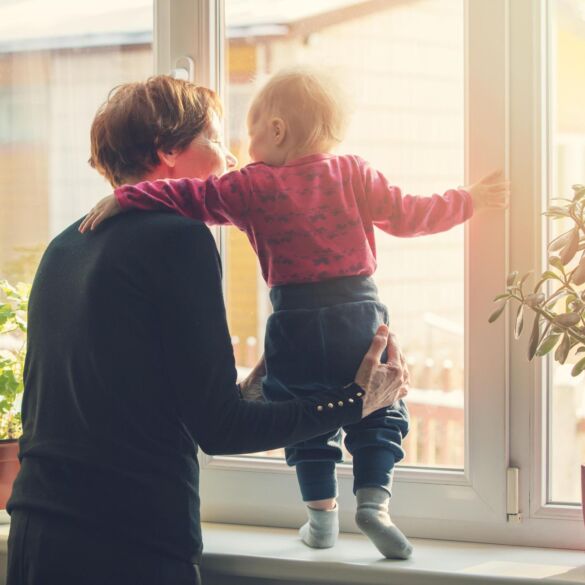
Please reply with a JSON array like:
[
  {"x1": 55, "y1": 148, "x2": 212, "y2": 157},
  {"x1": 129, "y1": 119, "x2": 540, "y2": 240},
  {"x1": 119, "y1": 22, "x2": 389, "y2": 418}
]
[
  {"x1": 80, "y1": 170, "x2": 251, "y2": 233},
  {"x1": 363, "y1": 164, "x2": 473, "y2": 237},
  {"x1": 362, "y1": 162, "x2": 508, "y2": 237}
]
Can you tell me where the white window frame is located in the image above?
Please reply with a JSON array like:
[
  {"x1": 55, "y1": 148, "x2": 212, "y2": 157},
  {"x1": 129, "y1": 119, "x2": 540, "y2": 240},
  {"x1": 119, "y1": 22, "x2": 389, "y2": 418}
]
[
  {"x1": 155, "y1": 0, "x2": 584, "y2": 550},
  {"x1": 507, "y1": 0, "x2": 584, "y2": 549}
]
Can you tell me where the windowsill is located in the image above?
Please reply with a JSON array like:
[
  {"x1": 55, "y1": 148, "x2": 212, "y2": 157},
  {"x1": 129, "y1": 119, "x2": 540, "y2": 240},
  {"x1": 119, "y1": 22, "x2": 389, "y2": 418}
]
[
  {"x1": 0, "y1": 522, "x2": 583, "y2": 585},
  {"x1": 199, "y1": 523, "x2": 585, "y2": 585}
]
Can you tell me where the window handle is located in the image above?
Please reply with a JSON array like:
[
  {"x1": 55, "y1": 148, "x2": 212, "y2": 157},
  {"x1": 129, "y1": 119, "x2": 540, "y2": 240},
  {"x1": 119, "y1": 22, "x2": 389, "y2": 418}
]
[{"x1": 171, "y1": 56, "x2": 195, "y2": 81}]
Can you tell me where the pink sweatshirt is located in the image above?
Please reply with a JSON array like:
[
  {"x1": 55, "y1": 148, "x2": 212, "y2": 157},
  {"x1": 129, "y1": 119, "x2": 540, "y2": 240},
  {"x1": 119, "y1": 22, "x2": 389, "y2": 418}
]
[{"x1": 115, "y1": 153, "x2": 473, "y2": 287}]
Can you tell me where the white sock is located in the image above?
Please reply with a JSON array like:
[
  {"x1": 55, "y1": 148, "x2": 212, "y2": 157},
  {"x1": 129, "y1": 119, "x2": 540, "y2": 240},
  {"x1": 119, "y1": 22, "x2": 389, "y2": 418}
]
[
  {"x1": 355, "y1": 487, "x2": 412, "y2": 559},
  {"x1": 299, "y1": 505, "x2": 339, "y2": 549}
]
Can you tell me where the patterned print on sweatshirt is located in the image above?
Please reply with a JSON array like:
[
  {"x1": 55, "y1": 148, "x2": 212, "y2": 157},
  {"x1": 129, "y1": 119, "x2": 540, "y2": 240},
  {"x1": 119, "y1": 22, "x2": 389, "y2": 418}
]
[{"x1": 115, "y1": 153, "x2": 473, "y2": 286}]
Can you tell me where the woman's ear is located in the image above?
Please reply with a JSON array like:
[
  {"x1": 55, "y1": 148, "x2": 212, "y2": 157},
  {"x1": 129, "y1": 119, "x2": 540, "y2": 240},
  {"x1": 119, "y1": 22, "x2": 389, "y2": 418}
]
[
  {"x1": 157, "y1": 148, "x2": 178, "y2": 168},
  {"x1": 270, "y1": 117, "x2": 287, "y2": 146}
]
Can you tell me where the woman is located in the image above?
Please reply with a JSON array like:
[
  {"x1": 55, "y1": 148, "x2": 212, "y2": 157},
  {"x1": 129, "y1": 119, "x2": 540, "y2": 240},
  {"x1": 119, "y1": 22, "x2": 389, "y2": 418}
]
[{"x1": 6, "y1": 76, "x2": 408, "y2": 585}]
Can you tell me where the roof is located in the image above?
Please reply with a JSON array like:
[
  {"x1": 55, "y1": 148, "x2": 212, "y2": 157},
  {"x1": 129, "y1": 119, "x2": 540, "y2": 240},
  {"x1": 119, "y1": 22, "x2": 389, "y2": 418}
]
[{"x1": 0, "y1": 0, "x2": 372, "y2": 53}]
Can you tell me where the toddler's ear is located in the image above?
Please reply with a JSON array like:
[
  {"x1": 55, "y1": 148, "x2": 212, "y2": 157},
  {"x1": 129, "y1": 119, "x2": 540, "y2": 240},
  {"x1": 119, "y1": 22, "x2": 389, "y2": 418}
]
[
  {"x1": 270, "y1": 117, "x2": 286, "y2": 146},
  {"x1": 157, "y1": 148, "x2": 178, "y2": 168}
]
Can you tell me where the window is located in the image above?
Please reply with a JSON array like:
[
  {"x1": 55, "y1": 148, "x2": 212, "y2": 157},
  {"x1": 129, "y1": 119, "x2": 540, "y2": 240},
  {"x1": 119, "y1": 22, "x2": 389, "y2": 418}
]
[
  {"x1": 2, "y1": 0, "x2": 581, "y2": 551},
  {"x1": 0, "y1": 1, "x2": 154, "y2": 459},
  {"x1": 548, "y1": 0, "x2": 585, "y2": 505},
  {"x1": 0, "y1": 0, "x2": 153, "y2": 284},
  {"x1": 223, "y1": 0, "x2": 466, "y2": 470},
  {"x1": 201, "y1": 0, "x2": 518, "y2": 547},
  {"x1": 199, "y1": 0, "x2": 583, "y2": 550}
]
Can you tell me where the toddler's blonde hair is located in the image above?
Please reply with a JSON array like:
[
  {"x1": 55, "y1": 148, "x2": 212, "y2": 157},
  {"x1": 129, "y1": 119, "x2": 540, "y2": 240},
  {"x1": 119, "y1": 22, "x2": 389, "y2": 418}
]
[{"x1": 248, "y1": 67, "x2": 350, "y2": 152}]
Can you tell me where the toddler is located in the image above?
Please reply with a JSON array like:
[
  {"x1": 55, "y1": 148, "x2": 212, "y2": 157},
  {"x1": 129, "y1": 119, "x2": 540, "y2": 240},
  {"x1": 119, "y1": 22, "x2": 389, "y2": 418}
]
[{"x1": 80, "y1": 68, "x2": 508, "y2": 559}]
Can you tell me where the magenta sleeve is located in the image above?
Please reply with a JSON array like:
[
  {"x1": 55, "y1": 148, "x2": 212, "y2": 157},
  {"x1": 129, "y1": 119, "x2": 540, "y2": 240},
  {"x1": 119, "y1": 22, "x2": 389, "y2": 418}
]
[
  {"x1": 362, "y1": 163, "x2": 474, "y2": 237},
  {"x1": 114, "y1": 170, "x2": 251, "y2": 229}
]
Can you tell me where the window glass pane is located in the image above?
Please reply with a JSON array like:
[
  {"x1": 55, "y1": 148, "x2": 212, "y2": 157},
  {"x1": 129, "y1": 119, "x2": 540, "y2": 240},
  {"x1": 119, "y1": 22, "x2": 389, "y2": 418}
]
[
  {"x1": 0, "y1": 0, "x2": 153, "y2": 284},
  {"x1": 224, "y1": 0, "x2": 465, "y2": 469},
  {"x1": 548, "y1": 0, "x2": 585, "y2": 504}
]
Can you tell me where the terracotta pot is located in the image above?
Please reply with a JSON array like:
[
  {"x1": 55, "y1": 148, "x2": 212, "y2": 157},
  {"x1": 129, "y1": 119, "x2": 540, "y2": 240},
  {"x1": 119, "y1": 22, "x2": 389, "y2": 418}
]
[
  {"x1": 0, "y1": 440, "x2": 19, "y2": 510},
  {"x1": 582, "y1": 465, "x2": 585, "y2": 526}
]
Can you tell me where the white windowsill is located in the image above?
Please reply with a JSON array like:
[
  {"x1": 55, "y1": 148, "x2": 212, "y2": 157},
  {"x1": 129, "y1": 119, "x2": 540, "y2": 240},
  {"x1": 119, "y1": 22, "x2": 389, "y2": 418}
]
[
  {"x1": 0, "y1": 522, "x2": 582, "y2": 585},
  {"x1": 199, "y1": 523, "x2": 585, "y2": 585}
]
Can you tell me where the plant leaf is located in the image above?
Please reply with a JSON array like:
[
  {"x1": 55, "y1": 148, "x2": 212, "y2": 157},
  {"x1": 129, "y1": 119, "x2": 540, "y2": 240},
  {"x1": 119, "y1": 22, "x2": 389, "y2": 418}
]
[
  {"x1": 559, "y1": 228, "x2": 580, "y2": 265},
  {"x1": 535, "y1": 333, "x2": 561, "y2": 357},
  {"x1": 488, "y1": 302, "x2": 507, "y2": 323},
  {"x1": 519, "y1": 271, "x2": 533, "y2": 289},
  {"x1": 548, "y1": 229, "x2": 573, "y2": 252},
  {"x1": 506, "y1": 271, "x2": 519, "y2": 287},
  {"x1": 554, "y1": 334, "x2": 571, "y2": 365},
  {"x1": 543, "y1": 206, "x2": 571, "y2": 218},
  {"x1": 493, "y1": 293, "x2": 510, "y2": 302},
  {"x1": 514, "y1": 304, "x2": 524, "y2": 339},
  {"x1": 528, "y1": 315, "x2": 540, "y2": 360},
  {"x1": 541, "y1": 270, "x2": 562, "y2": 282},
  {"x1": 525, "y1": 292, "x2": 545, "y2": 308},
  {"x1": 549, "y1": 256, "x2": 565, "y2": 272},
  {"x1": 571, "y1": 356, "x2": 585, "y2": 377},
  {"x1": 553, "y1": 312, "x2": 581, "y2": 327}
]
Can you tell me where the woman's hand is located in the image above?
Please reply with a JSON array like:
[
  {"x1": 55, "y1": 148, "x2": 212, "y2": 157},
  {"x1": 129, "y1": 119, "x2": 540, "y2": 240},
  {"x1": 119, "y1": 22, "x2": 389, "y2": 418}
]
[
  {"x1": 79, "y1": 194, "x2": 122, "y2": 233},
  {"x1": 465, "y1": 170, "x2": 510, "y2": 211},
  {"x1": 239, "y1": 355, "x2": 266, "y2": 401},
  {"x1": 355, "y1": 324, "x2": 409, "y2": 418}
]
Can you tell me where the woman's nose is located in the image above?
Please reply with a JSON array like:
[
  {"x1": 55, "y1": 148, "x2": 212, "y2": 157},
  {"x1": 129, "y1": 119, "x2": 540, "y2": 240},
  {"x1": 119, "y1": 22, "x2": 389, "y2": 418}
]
[{"x1": 225, "y1": 151, "x2": 238, "y2": 169}]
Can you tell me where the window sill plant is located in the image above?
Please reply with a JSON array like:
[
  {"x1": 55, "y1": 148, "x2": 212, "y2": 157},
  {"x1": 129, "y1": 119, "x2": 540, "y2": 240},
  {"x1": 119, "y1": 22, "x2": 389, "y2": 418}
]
[
  {"x1": 0, "y1": 280, "x2": 28, "y2": 509},
  {"x1": 489, "y1": 183, "x2": 585, "y2": 524}
]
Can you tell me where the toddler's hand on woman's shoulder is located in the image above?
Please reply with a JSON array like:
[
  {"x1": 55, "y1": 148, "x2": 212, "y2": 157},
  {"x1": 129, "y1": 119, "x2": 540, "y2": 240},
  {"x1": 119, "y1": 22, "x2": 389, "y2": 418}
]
[
  {"x1": 465, "y1": 169, "x2": 510, "y2": 212},
  {"x1": 79, "y1": 194, "x2": 122, "y2": 233}
]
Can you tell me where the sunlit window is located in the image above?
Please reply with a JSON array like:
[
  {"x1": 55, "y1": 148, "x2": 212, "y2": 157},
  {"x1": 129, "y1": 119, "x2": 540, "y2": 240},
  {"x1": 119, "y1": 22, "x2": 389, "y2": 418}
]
[{"x1": 223, "y1": 0, "x2": 465, "y2": 469}]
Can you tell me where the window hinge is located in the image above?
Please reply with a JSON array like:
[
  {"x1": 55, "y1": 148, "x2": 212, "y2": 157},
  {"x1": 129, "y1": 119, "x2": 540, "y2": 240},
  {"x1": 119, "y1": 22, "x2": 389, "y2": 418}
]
[{"x1": 506, "y1": 467, "x2": 522, "y2": 523}]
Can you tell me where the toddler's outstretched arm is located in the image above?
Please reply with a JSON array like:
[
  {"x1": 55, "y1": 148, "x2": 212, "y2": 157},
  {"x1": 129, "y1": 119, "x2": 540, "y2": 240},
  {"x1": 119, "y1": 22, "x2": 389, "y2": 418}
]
[
  {"x1": 363, "y1": 162, "x2": 509, "y2": 237},
  {"x1": 80, "y1": 171, "x2": 251, "y2": 233}
]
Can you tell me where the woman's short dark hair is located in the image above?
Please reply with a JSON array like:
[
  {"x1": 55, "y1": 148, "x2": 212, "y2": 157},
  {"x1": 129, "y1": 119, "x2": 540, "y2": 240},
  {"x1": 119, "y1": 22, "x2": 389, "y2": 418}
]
[{"x1": 89, "y1": 75, "x2": 223, "y2": 187}]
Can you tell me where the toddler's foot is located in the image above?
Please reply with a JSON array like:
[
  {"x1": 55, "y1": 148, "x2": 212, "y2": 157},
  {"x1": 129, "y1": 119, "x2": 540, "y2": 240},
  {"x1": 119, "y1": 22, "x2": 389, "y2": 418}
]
[
  {"x1": 355, "y1": 487, "x2": 412, "y2": 559},
  {"x1": 299, "y1": 505, "x2": 339, "y2": 549}
]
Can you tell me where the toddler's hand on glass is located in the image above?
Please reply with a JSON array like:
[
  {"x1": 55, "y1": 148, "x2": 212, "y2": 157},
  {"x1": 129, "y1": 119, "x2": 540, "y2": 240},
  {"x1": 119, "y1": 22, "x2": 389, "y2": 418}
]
[
  {"x1": 79, "y1": 194, "x2": 122, "y2": 233},
  {"x1": 465, "y1": 169, "x2": 510, "y2": 211}
]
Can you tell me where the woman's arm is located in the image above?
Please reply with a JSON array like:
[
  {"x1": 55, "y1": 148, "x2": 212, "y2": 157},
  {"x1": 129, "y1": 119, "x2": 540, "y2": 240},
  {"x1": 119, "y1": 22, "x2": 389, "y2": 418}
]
[{"x1": 157, "y1": 223, "x2": 407, "y2": 455}]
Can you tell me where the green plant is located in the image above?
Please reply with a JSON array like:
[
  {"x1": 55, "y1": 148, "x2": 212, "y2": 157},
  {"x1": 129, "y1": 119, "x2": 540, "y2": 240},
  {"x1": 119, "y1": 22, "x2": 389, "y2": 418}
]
[
  {"x1": 3, "y1": 244, "x2": 45, "y2": 285},
  {"x1": 0, "y1": 280, "x2": 30, "y2": 439},
  {"x1": 490, "y1": 184, "x2": 585, "y2": 376}
]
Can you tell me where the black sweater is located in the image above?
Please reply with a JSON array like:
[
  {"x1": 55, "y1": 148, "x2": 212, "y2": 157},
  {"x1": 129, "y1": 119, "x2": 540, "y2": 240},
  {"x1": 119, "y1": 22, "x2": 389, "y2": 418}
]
[{"x1": 7, "y1": 213, "x2": 363, "y2": 563}]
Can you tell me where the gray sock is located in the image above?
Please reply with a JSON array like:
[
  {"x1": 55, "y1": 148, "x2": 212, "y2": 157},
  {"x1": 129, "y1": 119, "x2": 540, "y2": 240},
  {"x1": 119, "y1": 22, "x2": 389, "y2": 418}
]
[
  {"x1": 299, "y1": 505, "x2": 339, "y2": 549},
  {"x1": 355, "y1": 487, "x2": 413, "y2": 559}
]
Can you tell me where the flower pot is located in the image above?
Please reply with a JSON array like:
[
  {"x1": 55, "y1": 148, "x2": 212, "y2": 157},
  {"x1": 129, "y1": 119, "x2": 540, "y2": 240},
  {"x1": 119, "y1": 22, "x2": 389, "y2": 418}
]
[
  {"x1": 0, "y1": 440, "x2": 19, "y2": 509},
  {"x1": 582, "y1": 465, "x2": 585, "y2": 526}
]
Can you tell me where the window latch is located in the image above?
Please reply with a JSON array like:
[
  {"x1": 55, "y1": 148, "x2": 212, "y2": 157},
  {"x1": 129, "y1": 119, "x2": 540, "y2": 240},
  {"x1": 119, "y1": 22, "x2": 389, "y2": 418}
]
[{"x1": 506, "y1": 467, "x2": 522, "y2": 523}]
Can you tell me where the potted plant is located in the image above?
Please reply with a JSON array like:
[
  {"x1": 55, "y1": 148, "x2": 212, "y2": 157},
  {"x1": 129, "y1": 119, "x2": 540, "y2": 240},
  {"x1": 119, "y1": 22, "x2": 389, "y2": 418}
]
[
  {"x1": 0, "y1": 280, "x2": 28, "y2": 509},
  {"x1": 489, "y1": 183, "x2": 585, "y2": 524}
]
